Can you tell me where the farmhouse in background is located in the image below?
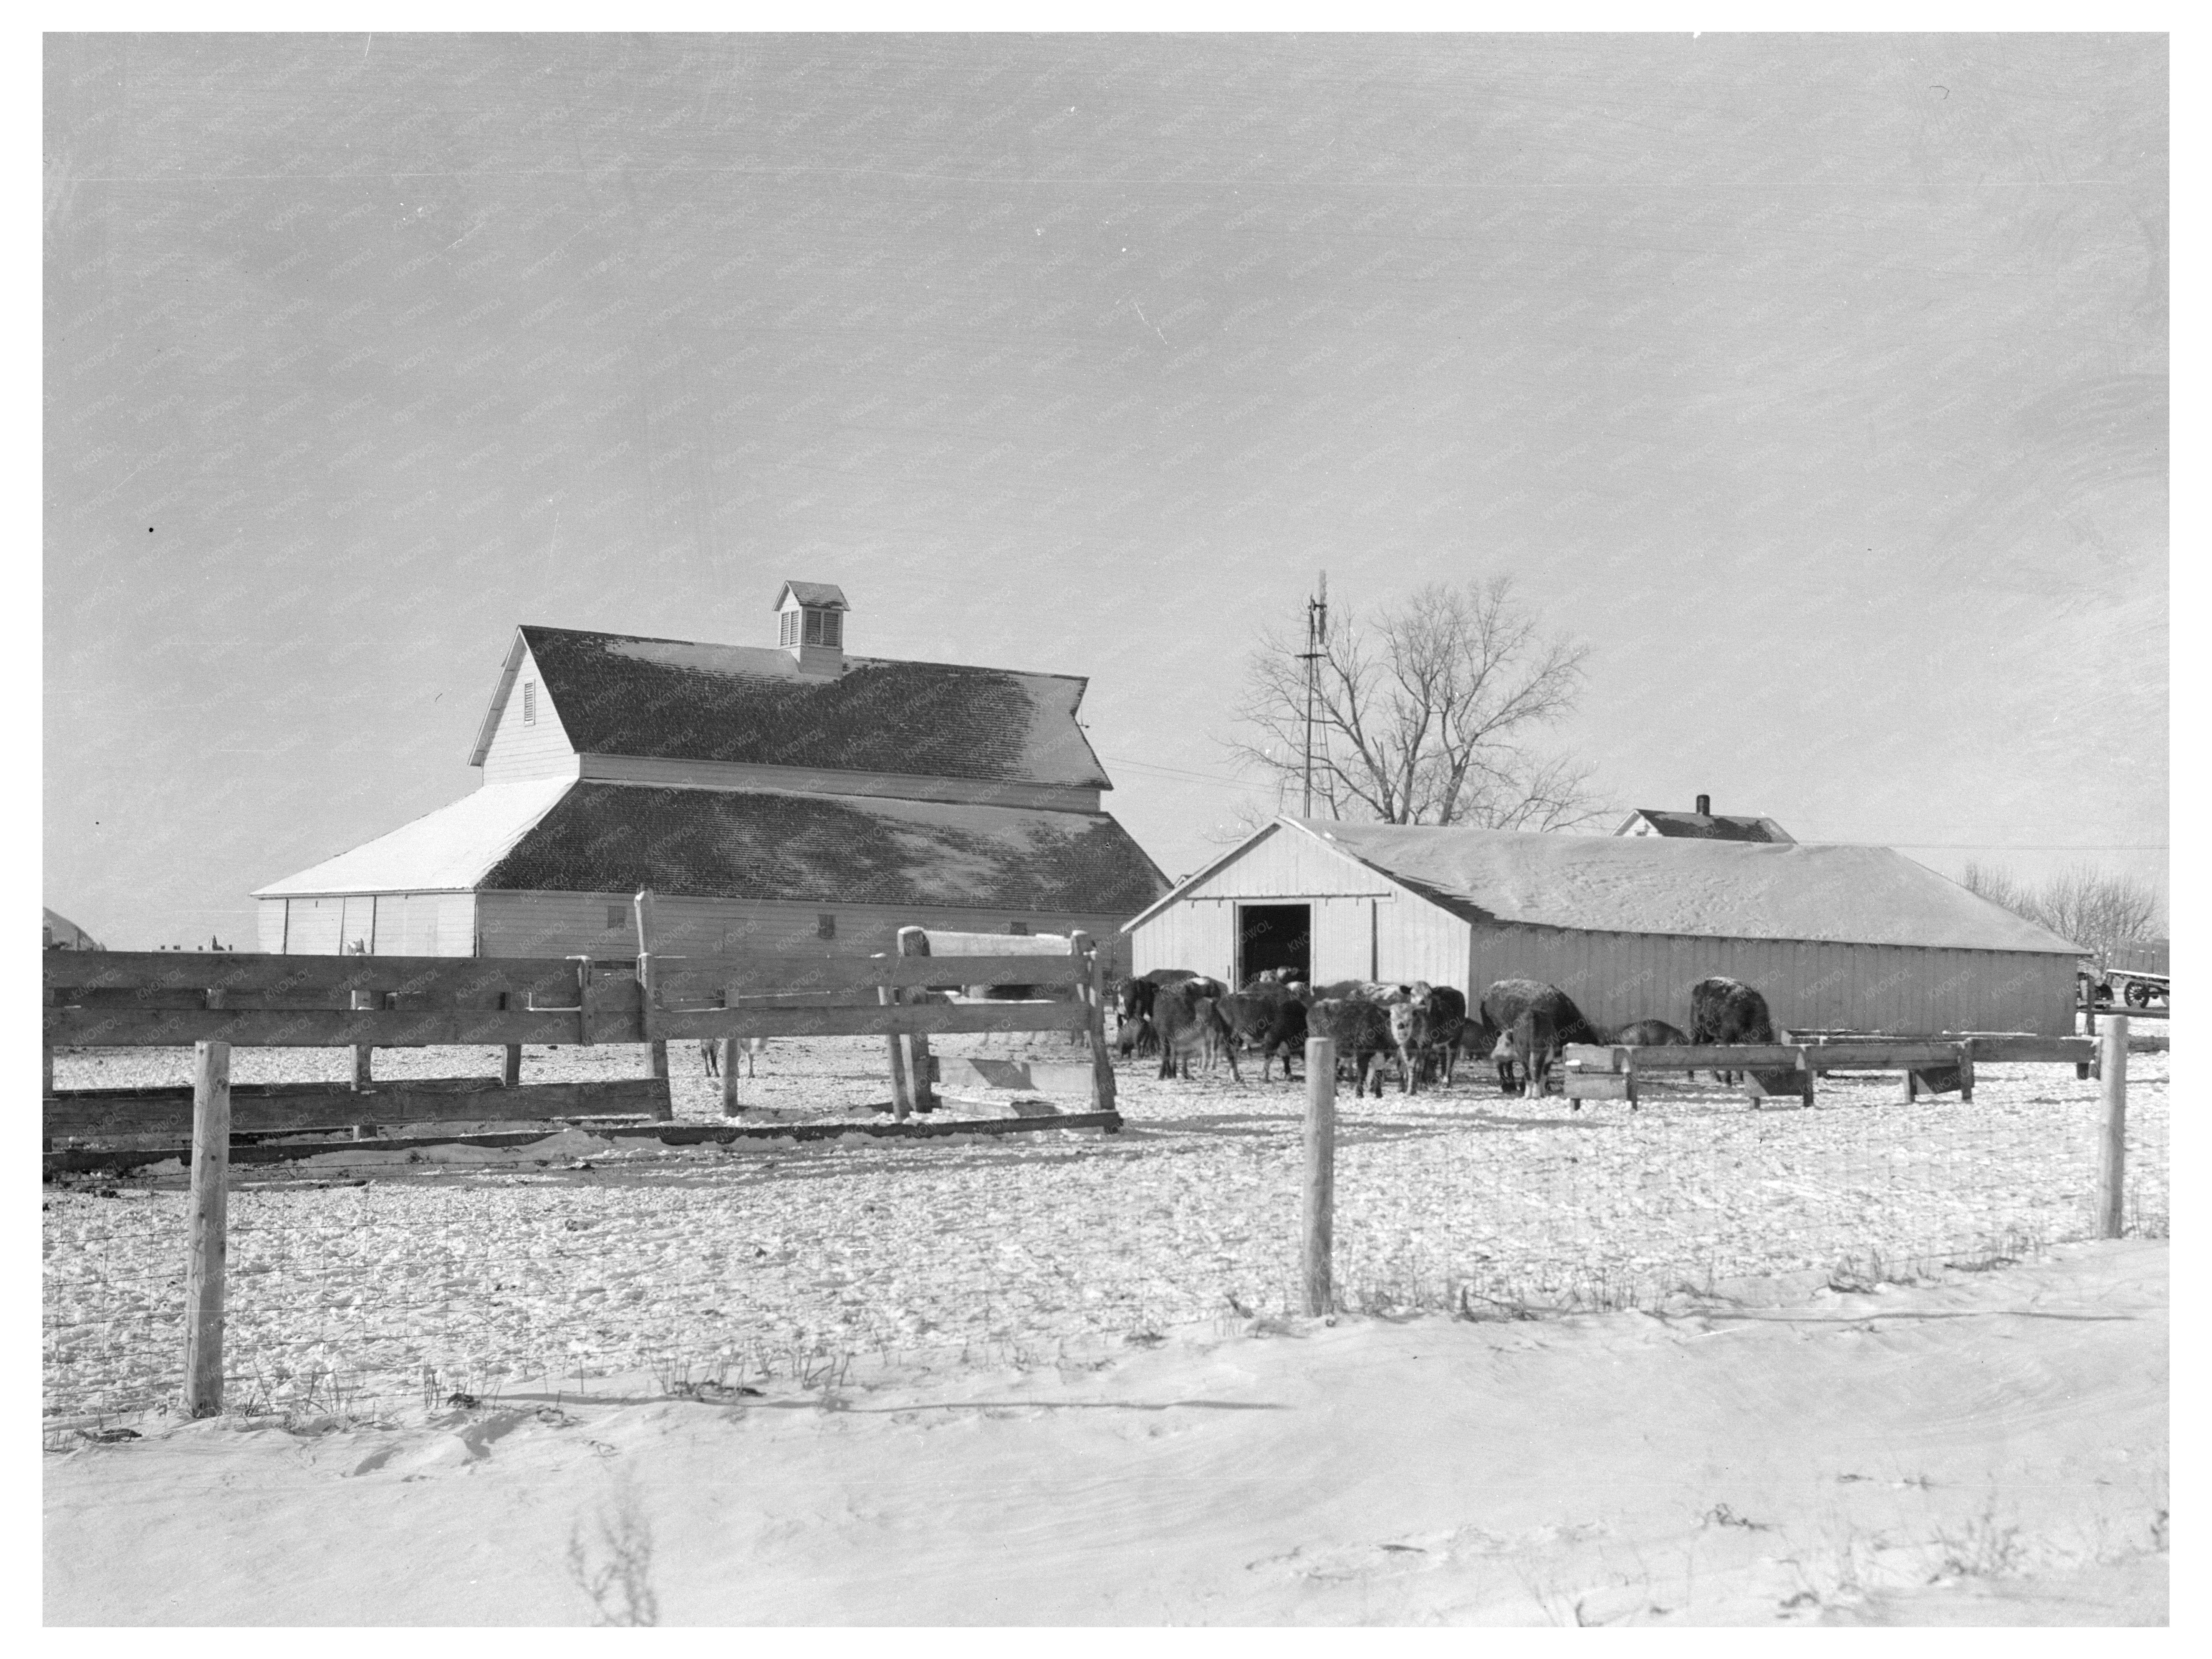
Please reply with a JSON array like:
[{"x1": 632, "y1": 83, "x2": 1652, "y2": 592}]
[
  {"x1": 255, "y1": 582, "x2": 1169, "y2": 968},
  {"x1": 1124, "y1": 817, "x2": 2084, "y2": 1036},
  {"x1": 1616, "y1": 793, "x2": 1794, "y2": 844}
]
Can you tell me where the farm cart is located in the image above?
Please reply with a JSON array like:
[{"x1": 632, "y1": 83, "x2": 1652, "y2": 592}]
[{"x1": 2081, "y1": 967, "x2": 2170, "y2": 1011}]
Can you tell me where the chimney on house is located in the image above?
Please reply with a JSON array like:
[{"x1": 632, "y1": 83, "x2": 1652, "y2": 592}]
[
  {"x1": 1695, "y1": 793, "x2": 1711, "y2": 816},
  {"x1": 774, "y1": 581, "x2": 849, "y2": 676}
]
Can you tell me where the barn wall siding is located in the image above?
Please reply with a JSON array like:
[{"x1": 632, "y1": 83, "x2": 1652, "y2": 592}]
[
  {"x1": 1177, "y1": 824, "x2": 1396, "y2": 902},
  {"x1": 481, "y1": 644, "x2": 582, "y2": 785},
  {"x1": 1466, "y1": 924, "x2": 2074, "y2": 1036},
  {"x1": 1128, "y1": 899, "x2": 1237, "y2": 982},
  {"x1": 256, "y1": 900, "x2": 287, "y2": 954},
  {"x1": 476, "y1": 890, "x2": 1134, "y2": 975}
]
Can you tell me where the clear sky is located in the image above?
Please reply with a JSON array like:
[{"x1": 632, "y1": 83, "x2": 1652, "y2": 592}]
[{"x1": 43, "y1": 33, "x2": 2167, "y2": 949}]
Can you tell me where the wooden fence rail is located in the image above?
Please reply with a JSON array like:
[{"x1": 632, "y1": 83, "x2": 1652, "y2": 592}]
[{"x1": 45, "y1": 911, "x2": 1120, "y2": 1156}]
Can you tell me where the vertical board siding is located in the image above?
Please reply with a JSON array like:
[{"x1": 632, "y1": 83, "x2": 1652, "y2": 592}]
[
  {"x1": 282, "y1": 897, "x2": 341, "y2": 954},
  {"x1": 338, "y1": 895, "x2": 374, "y2": 955},
  {"x1": 1467, "y1": 924, "x2": 2075, "y2": 1036},
  {"x1": 481, "y1": 644, "x2": 582, "y2": 785},
  {"x1": 1129, "y1": 899, "x2": 1236, "y2": 982},
  {"x1": 1376, "y1": 895, "x2": 1469, "y2": 990},
  {"x1": 255, "y1": 900, "x2": 287, "y2": 954},
  {"x1": 1180, "y1": 824, "x2": 1396, "y2": 900},
  {"x1": 1311, "y1": 896, "x2": 1383, "y2": 987},
  {"x1": 435, "y1": 893, "x2": 477, "y2": 957}
]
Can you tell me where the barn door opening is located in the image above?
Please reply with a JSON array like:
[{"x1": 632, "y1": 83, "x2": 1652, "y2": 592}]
[{"x1": 1237, "y1": 904, "x2": 1310, "y2": 986}]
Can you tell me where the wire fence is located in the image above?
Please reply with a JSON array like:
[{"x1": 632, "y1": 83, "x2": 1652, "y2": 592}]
[{"x1": 43, "y1": 1041, "x2": 2167, "y2": 1440}]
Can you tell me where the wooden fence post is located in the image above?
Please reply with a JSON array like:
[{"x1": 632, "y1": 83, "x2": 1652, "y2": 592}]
[
  {"x1": 2096, "y1": 1015, "x2": 2128, "y2": 1239},
  {"x1": 1302, "y1": 1036, "x2": 1337, "y2": 1318},
  {"x1": 897, "y1": 927, "x2": 936, "y2": 1113},
  {"x1": 720, "y1": 1034, "x2": 743, "y2": 1117},
  {"x1": 184, "y1": 1040, "x2": 232, "y2": 1417},
  {"x1": 1072, "y1": 931, "x2": 1117, "y2": 1118},
  {"x1": 634, "y1": 888, "x2": 666, "y2": 1079},
  {"x1": 350, "y1": 989, "x2": 374, "y2": 1089},
  {"x1": 880, "y1": 961, "x2": 914, "y2": 1124}
]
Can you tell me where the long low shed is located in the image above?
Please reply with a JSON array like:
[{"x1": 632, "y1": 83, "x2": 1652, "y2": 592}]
[{"x1": 1123, "y1": 818, "x2": 2084, "y2": 1037}]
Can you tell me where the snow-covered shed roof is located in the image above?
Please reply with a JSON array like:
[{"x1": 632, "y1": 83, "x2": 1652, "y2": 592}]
[
  {"x1": 258, "y1": 780, "x2": 1169, "y2": 915},
  {"x1": 253, "y1": 777, "x2": 574, "y2": 897},
  {"x1": 1127, "y1": 818, "x2": 2084, "y2": 955},
  {"x1": 467, "y1": 626, "x2": 1112, "y2": 790}
]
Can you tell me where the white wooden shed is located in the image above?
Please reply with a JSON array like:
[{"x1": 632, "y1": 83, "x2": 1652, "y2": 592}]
[{"x1": 1122, "y1": 817, "x2": 2085, "y2": 1036}]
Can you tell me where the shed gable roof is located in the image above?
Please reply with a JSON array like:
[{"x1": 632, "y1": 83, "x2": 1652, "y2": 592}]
[
  {"x1": 253, "y1": 777, "x2": 576, "y2": 897},
  {"x1": 1131, "y1": 817, "x2": 2083, "y2": 955},
  {"x1": 482, "y1": 785, "x2": 1169, "y2": 913},
  {"x1": 474, "y1": 626, "x2": 1111, "y2": 789}
]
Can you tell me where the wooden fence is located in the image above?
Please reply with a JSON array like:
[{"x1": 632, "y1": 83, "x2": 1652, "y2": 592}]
[{"x1": 43, "y1": 915, "x2": 1120, "y2": 1159}]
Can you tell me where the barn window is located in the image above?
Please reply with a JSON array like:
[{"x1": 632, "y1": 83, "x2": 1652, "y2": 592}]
[
  {"x1": 606, "y1": 905, "x2": 625, "y2": 930},
  {"x1": 817, "y1": 913, "x2": 836, "y2": 940},
  {"x1": 820, "y1": 609, "x2": 842, "y2": 648},
  {"x1": 780, "y1": 610, "x2": 798, "y2": 648},
  {"x1": 804, "y1": 608, "x2": 825, "y2": 647},
  {"x1": 522, "y1": 681, "x2": 536, "y2": 725},
  {"x1": 1008, "y1": 920, "x2": 1029, "y2": 935}
]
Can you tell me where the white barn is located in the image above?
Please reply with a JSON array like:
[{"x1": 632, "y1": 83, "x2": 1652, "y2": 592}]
[
  {"x1": 1123, "y1": 817, "x2": 2084, "y2": 1036},
  {"x1": 255, "y1": 582, "x2": 1169, "y2": 968}
]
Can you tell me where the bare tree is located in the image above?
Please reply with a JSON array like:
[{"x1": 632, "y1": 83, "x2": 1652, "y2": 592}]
[
  {"x1": 1961, "y1": 861, "x2": 2162, "y2": 964},
  {"x1": 1228, "y1": 576, "x2": 1602, "y2": 831}
]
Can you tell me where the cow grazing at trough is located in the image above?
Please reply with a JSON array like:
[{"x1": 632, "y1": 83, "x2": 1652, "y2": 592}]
[
  {"x1": 1306, "y1": 997, "x2": 1394, "y2": 1097},
  {"x1": 1478, "y1": 979, "x2": 1603, "y2": 1096},
  {"x1": 1612, "y1": 1018, "x2": 1689, "y2": 1049},
  {"x1": 1153, "y1": 980, "x2": 1237, "y2": 1082},
  {"x1": 1689, "y1": 977, "x2": 1776, "y2": 1085}
]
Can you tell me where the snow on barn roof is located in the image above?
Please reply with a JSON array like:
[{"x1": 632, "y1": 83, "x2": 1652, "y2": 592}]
[
  {"x1": 479, "y1": 785, "x2": 1168, "y2": 912},
  {"x1": 1619, "y1": 807, "x2": 1794, "y2": 843},
  {"x1": 253, "y1": 777, "x2": 575, "y2": 897},
  {"x1": 257, "y1": 779, "x2": 1169, "y2": 914},
  {"x1": 470, "y1": 626, "x2": 1112, "y2": 789},
  {"x1": 1127, "y1": 818, "x2": 2083, "y2": 955}
]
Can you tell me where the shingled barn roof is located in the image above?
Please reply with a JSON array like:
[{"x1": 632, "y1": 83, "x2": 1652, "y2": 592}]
[
  {"x1": 481, "y1": 785, "x2": 1168, "y2": 913},
  {"x1": 485, "y1": 626, "x2": 1112, "y2": 789}
]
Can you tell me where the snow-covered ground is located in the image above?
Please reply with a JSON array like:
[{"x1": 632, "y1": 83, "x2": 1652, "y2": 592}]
[
  {"x1": 43, "y1": 1239, "x2": 2168, "y2": 1625},
  {"x1": 43, "y1": 1039, "x2": 2169, "y2": 1434}
]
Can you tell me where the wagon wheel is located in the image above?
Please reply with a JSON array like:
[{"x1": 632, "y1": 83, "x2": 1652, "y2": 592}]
[{"x1": 2124, "y1": 981, "x2": 2155, "y2": 1008}]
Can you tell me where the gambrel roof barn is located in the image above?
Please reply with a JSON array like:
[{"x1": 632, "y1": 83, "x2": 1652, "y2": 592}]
[
  {"x1": 1125, "y1": 817, "x2": 2084, "y2": 1037},
  {"x1": 256, "y1": 585, "x2": 1169, "y2": 963}
]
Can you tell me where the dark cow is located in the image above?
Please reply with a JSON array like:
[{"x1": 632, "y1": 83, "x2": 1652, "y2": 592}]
[
  {"x1": 1116, "y1": 978, "x2": 1162, "y2": 1057},
  {"x1": 1418, "y1": 985, "x2": 1469, "y2": 1085},
  {"x1": 1689, "y1": 976, "x2": 1775, "y2": 1086},
  {"x1": 1306, "y1": 997, "x2": 1394, "y2": 1097},
  {"x1": 1612, "y1": 1018, "x2": 1688, "y2": 1049},
  {"x1": 1218, "y1": 990, "x2": 1308, "y2": 1082},
  {"x1": 1154, "y1": 979, "x2": 1236, "y2": 1082},
  {"x1": 1478, "y1": 979, "x2": 1603, "y2": 1096}
]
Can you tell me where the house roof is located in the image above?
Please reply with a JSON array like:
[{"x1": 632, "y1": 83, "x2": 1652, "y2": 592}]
[
  {"x1": 253, "y1": 777, "x2": 575, "y2": 897},
  {"x1": 468, "y1": 626, "x2": 1111, "y2": 789},
  {"x1": 775, "y1": 581, "x2": 848, "y2": 610},
  {"x1": 1621, "y1": 808, "x2": 1794, "y2": 844},
  {"x1": 260, "y1": 780, "x2": 1170, "y2": 915},
  {"x1": 483, "y1": 785, "x2": 1167, "y2": 913},
  {"x1": 1127, "y1": 818, "x2": 2083, "y2": 955}
]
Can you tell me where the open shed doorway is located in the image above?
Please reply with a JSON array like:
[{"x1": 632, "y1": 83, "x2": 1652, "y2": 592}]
[{"x1": 1237, "y1": 903, "x2": 1310, "y2": 986}]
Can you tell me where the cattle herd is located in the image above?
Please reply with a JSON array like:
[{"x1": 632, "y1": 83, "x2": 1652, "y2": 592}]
[{"x1": 1116, "y1": 969, "x2": 1777, "y2": 1101}]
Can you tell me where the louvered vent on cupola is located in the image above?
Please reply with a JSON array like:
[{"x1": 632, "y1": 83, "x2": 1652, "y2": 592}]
[{"x1": 775, "y1": 580, "x2": 850, "y2": 676}]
